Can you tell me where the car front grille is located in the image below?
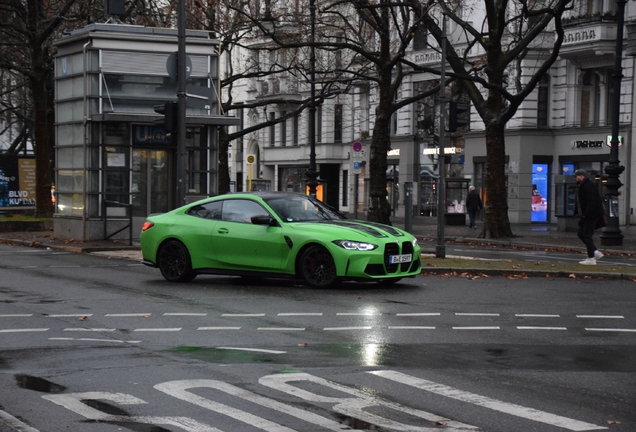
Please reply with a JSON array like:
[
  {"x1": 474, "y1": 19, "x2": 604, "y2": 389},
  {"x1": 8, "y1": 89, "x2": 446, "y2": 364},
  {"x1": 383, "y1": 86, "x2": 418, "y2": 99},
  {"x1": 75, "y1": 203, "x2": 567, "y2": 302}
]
[{"x1": 364, "y1": 241, "x2": 418, "y2": 277}]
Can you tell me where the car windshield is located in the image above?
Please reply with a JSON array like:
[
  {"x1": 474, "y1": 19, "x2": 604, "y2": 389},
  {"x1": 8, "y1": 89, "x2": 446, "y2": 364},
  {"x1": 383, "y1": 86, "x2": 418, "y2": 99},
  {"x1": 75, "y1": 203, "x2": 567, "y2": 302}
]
[{"x1": 265, "y1": 195, "x2": 345, "y2": 222}]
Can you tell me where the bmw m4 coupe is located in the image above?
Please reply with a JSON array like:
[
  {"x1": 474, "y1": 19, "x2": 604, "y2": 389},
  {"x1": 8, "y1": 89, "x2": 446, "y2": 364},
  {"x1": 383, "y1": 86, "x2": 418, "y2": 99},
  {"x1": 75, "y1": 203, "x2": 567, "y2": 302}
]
[{"x1": 140, "y1": 192, "x2": 421, "y2": 288}]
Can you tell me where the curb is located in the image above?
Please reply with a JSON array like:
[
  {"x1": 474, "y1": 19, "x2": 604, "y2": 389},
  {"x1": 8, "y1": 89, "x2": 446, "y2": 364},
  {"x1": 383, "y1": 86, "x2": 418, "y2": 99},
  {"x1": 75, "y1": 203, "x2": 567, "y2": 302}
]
[{"x1": 419, "y1": 267, "x2": 633, "y2": 280}]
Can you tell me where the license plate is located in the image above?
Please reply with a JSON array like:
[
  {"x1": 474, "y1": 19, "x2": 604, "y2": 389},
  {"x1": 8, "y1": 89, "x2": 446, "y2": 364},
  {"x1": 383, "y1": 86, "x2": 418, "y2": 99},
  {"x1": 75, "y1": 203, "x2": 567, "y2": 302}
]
[{"x1": 389, "y1": 254, "x2": 412, "y2": 264}]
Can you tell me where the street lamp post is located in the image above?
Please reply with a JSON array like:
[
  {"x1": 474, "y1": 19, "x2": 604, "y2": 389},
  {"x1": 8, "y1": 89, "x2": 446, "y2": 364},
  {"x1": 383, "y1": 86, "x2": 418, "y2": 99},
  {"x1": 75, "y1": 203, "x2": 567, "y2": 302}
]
[
  {"x1": 600, "y1": 0, "x2": 627, "y2": 246},
  {"x1": 306, "y1": 0, "x2": 319, "y2": 198}
]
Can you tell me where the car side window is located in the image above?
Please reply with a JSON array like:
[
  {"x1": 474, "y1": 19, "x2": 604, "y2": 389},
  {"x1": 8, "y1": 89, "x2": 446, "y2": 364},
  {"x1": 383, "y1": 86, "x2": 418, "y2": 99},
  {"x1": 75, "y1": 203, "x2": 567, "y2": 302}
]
[
  {"x1": 221, "y1": 199, "x2": 268, "y2": 224},
  {"x1": 186, "y1": 201, "x2": 222, "y2": 220}
]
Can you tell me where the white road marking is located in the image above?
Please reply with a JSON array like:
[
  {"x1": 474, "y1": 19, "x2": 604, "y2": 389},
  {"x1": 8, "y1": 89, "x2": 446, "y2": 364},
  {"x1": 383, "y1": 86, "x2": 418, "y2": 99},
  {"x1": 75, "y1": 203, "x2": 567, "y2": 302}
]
[
  {"x1": 64, "y1": 328, "x2": 116, "y2": 332},
  {"x1": 278, "y1": 312, "x2": 323, "y2": 316},
  {"x1": 260, "y1": 372, "x2": 479, "y2": 431},
  {"x1": 50, "y1": 265, "x2": 80, "y2": 268},
  {"x1": 324, "y1": 326, "x2": 373, "y2": 331},
  {"x1": 105, "y1": 313, "x2": 151, "y2": 317},
  {"x1": 585, "y1": 328, "x2": 636, "y2": 332},
  {"x1": 337, "y1": 312, "x2": 380, "y2": 316},
  {"x1": 370, "y1": 370, "x2": 607, "y2": 431},
  {"x1": 396, "y1": 313, "x2": 441, "y2": 316},
  {"x1": 456, "y1": 313, "x2": 500, "y2": 317},
  {"x1": 257, "y1": 327, "x2": 305, "y2": 331},
  {"x1": 222, "y1": 313, "x2": 265, "y2": 317},
  {"x1": 0, "y1": 408, "x2": 40, "y2": 432},
  {"x1": 43, "y1": 392, "x2": 218, "y2": 431},
  {"x1": 0, "y1": 328, "x2": 49, "y2": 333},
  {"x1": 517, "y1": 326, "x2": 567, "y2": 330},
  {"x1": 198, "y1": 327, "x2": 241, "y2": 330},
  {"x1": 0, "y1": 314, "x2": 33, "y2": 317},
  {"x1": 388, "y1": 326, "x2": 436, "y2": 330},
  {"x1": 515, "y1": 314, "x2": 560, "y2": 317},
  {"x1": 133, "y1": 328, "x2": 181, "y2": 332},
  {"x1": 164, "y1": 313, "x2": 207, "y2": 316},
  {"x1": 47, "y1": 314, "x2": 94, "y2": 317},
  {"x1": 49, "y1": 337, "x2": 141, "y2": 344},
  {"x1": 452, "y1": 326, "x2": 500, "y2": 330},
  {"x1": 157, "y1": 380, "x2": 320, "y2": 432},
  {"x1": 576, "y1": 315, "x2": 624, "y2": 319},
  {"x1": 216, "y1": 347, "x2": 286, "y2": 354}
]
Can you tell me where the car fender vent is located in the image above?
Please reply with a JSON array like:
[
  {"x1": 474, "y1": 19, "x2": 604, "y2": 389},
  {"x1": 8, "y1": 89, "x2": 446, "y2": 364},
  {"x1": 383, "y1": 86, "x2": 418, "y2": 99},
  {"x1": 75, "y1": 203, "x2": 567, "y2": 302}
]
[{"x1": 284, "y1": 236, "x2": 293, "y2": 248}]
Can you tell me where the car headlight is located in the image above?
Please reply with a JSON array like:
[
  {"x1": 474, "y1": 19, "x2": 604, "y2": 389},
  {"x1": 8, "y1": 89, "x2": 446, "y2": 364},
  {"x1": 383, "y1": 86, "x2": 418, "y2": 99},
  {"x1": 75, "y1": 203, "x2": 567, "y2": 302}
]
[
  {"x1": 412, "y1": 237, "x2": 418, "y2": 247},
  {"x1": 333, "y1": 240, "x2": 378, "y2": 251}
]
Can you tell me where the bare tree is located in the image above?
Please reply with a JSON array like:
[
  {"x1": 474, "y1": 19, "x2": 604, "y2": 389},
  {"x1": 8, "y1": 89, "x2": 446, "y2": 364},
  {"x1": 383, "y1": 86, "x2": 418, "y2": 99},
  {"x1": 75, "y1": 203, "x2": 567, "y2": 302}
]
[
  {"x1": 0, "y1": 0, "x2": 108, "y2": 216},
  {"x1": 417, "y1": 0, "x2": 572, "y2": 238}
]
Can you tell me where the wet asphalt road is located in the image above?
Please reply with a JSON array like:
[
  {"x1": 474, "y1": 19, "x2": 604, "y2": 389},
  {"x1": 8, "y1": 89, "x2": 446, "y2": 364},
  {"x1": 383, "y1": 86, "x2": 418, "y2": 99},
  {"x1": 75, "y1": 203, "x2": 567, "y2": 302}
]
[{"x1": 0, "y1": 243, "x2": 635, "y2": 432}]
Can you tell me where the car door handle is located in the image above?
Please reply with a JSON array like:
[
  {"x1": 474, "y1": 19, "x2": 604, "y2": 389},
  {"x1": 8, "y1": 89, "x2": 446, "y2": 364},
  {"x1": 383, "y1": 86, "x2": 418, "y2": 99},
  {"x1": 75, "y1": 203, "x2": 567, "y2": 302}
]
[{"x1": 217, "y1": 228, "x2": 229, "y2": 234}]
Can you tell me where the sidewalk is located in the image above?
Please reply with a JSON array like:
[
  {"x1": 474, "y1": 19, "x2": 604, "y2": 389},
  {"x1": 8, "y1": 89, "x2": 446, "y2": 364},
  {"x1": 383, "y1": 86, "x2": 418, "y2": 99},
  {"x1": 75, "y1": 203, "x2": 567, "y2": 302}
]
[{"x1": 392, "y1": 216, "x2": 636, "y2": 256}]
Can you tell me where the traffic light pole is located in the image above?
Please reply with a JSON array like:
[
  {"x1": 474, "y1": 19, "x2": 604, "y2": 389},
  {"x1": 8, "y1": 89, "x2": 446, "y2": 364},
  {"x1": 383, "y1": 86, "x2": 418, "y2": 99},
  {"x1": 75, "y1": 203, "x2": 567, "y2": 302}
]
[
  {"x1": 176, "y1": 0, "x2": 187, "y2": 208},
  {"x1": 436, "y1": 14, "x2": 447, "y2": 259}
]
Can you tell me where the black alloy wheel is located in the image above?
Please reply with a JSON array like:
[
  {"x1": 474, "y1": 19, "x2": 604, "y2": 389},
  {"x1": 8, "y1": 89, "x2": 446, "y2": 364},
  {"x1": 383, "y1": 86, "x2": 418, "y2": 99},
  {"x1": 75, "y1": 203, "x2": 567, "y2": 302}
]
[
  {"x1": 298, "y1": 245, "x2": 337, "y2": 288},
  {"x1": 158, "y1": 240, "x2": 196, "y2": 282}
]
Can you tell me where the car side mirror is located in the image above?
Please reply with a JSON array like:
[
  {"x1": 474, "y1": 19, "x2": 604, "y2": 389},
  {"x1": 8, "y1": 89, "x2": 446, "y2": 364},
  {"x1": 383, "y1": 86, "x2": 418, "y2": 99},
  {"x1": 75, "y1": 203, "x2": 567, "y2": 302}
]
[{"x1": 251, "y1": 215, "x2": 279, "y2": 226}]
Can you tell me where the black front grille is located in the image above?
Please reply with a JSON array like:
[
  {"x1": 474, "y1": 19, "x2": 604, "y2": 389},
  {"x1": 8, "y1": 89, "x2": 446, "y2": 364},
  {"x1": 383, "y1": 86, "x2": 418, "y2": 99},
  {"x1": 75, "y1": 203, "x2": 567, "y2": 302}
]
[
  {"x1": 385, "y1": 243, "x2": 399, "y2": 273},
  {"x1": 401, "y1": 241, "x2": 414, "y2": 272}
]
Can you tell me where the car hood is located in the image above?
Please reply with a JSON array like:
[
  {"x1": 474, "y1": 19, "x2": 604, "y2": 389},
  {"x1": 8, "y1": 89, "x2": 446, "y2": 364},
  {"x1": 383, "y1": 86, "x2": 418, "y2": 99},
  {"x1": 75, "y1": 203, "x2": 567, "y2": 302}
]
[{"x1": 287, "y1": 220, "x2": 412, "y2": 240}]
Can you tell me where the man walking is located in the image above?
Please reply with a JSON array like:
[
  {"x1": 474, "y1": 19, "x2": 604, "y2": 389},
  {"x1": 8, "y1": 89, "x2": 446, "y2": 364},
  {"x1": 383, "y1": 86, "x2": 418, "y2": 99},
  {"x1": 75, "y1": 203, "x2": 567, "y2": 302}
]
[
  {"x1": 574, "y1": 169, "x2": 605, "y2": 265},
  {"x1": 465, "y1": 186, "x2": 483, "y2": 230}
]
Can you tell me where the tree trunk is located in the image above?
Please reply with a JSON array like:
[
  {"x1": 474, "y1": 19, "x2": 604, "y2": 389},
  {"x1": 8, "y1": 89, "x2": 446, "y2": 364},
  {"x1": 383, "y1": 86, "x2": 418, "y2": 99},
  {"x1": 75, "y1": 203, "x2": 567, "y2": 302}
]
[
  {"x1": 31, "y1": 48, "x2": 54, "y2": 217},
  {"x1": 481, "y1": 120, "x2": 513, "y2": 238},
  {"x1": 367, "y1": 100, "x2": 392, "y2": 225}
]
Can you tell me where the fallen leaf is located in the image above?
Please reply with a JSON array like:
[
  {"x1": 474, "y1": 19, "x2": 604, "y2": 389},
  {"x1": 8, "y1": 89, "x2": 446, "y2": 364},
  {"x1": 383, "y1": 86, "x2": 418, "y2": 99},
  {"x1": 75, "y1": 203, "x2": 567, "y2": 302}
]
[
  {"x1": 606, "y1": 420, "x2": 621, "y2": 425},
  {"x1": 78, "y1": 316, "x2": 87, "y2": 321},
  {"x1": 568, "y1": 274, "x2": 576, "y2": 278},
  {"x1": 435, "y1": 421, "x2": 447, "y2": 426},
  {"x1": 298, "y1": 343, "x2": 308, "y2": 347},
  {"x1": 357, "y1": 296, "x2": 361, "y2": 299},
  {"x1": 142, "y1": 314, "x2": 150, "y2": 318}
]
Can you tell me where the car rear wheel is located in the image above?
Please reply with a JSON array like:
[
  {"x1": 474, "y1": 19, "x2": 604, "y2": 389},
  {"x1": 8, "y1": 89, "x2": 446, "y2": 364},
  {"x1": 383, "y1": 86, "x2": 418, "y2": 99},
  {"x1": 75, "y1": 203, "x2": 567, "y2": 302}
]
[
  {"x1": 298, "y1": 245, "x2": 337, "y2": 288},
  {"x1": 158, "y1": 240, "x2": 196, "y2": 282}
]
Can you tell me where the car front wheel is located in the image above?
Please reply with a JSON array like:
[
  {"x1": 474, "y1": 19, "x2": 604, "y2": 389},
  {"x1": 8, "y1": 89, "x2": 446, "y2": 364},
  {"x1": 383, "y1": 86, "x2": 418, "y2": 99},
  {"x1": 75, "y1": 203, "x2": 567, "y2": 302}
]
[
  {"x1": 298, "y1": 245, "x2": 337, "y2": 288},
  {"x1": 158, "y1": 240, "x2": 196, "y2": 282}
]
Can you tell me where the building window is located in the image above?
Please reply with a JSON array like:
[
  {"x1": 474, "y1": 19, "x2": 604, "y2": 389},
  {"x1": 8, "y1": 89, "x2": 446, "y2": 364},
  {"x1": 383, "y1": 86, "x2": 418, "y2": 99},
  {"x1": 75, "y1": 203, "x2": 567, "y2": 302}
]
[
  {"x1": 293, "y1": 114, "x2": 299, "y2": 145},
  {"x1": 342, "y1": 170, "x2": 349, "y2": 206},
  {"x1": 413, "y1": 23, "x2": 428, "y2": 51},
  {"x1": 280, "y1": 111, "x2": 287, "y2": 146},
  {"x1": 269, "y1": 112, "x2": 275, "y2": 146},
  {"x1": 334, "y1": 104, "x2": 343, "y2": 143},
  {"x1": 579, "y1": 69, "x2": 611, "y2": 127},
  {"x1": 537, "y1": 75, "x2": 549, "y2": 127},
  {"x1": 317, "y1": 105, "x2": 322, "y2": 143}
]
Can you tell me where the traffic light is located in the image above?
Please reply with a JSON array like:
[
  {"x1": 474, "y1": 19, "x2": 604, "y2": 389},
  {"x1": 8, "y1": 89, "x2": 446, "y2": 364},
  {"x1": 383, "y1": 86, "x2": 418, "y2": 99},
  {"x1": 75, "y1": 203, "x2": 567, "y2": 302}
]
[
  {"x1": 153, "y1": 102, "x2": 177, "y2": 135},
  {"x1": 448, "y1": 101, "x2": 470, "y2": 132}
]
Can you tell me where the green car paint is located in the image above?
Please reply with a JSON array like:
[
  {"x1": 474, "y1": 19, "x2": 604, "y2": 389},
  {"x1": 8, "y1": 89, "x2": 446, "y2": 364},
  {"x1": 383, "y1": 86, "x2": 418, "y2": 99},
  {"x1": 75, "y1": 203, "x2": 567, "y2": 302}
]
[{"x1": 140, "y1": 192, "x2": 421, "y2": 287}]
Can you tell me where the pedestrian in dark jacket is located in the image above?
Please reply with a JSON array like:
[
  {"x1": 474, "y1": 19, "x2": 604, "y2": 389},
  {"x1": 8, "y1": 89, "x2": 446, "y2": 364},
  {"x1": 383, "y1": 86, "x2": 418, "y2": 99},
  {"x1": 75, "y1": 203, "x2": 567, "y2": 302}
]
[
  {"x1": 574, "y1": 169, "x2": 605, "y2": 265},
  {"x1": 465, "y1": 186, "x2": 483, "y2": 230}
]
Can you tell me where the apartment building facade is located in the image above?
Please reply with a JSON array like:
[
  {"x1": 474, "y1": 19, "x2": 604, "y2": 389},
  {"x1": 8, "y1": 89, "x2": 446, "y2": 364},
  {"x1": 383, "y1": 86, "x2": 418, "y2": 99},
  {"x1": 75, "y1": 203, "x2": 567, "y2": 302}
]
[{"x1": 226, "y1": 1, "x2": 636, "y2": 226}]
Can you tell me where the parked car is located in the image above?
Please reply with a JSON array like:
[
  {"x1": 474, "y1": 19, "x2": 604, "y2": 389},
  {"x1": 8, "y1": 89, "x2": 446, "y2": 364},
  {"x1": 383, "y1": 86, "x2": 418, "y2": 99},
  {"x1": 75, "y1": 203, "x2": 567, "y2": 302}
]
[{"x1": 140, "y1": 192, "x2": 421, "y2": 288}]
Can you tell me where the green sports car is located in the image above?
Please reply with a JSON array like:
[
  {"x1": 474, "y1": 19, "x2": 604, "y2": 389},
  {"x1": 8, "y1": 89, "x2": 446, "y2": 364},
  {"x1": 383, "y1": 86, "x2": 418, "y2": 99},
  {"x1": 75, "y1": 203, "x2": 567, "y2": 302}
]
[{"x1": 140, "y1": 192, "x2": 421, "y2": 288}]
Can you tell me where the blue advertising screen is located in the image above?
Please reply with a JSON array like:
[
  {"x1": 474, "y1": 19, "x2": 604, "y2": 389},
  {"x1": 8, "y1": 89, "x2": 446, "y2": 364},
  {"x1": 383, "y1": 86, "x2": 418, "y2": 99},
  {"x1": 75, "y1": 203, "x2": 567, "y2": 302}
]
[{"x1": 532, "y1": 163, "x2": 548, "y2": 222}]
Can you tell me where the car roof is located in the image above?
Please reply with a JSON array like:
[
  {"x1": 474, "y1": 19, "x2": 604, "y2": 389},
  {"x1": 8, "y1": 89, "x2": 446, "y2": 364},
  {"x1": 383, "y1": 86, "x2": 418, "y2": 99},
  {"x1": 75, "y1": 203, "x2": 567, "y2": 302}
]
[{"x1": 220, "y1": 191, "x2": 309, "y2": 200}]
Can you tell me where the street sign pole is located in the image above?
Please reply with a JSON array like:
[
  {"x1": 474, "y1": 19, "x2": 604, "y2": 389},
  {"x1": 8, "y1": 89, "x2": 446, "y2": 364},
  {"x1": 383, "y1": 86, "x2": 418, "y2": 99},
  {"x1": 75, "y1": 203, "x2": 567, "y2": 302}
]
[{"x1": 176, "y1": 0, "x2": 187, "y2": 208}]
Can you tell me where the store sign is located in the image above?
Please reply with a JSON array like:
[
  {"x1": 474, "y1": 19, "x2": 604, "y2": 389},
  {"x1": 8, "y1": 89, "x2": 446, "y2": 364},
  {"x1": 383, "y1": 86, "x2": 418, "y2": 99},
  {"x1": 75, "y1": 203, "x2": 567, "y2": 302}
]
[
  {"x1": 570, "y1": 140, "x2": 604, "y2": 149},
  {"x1": 387, "y1": 149, "x2": 400, "y2": 156},
  {"x1": 422, "y1": 147, "x2": 459, "y2": 155}
]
